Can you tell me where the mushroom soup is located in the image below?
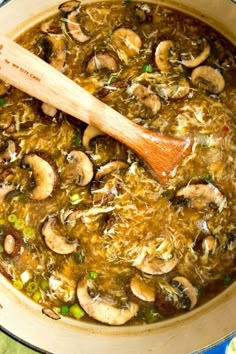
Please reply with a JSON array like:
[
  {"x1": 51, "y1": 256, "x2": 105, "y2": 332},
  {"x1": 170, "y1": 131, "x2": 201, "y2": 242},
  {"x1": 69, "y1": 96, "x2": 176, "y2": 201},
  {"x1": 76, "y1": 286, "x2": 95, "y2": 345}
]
[{"x1": 0, "y1": 0, "x2": 235, "y2": 325}]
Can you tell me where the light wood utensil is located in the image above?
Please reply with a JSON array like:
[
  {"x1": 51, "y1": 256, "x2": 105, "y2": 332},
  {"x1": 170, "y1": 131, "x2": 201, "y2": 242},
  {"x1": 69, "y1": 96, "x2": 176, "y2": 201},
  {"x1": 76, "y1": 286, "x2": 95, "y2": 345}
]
[{"x1": 0, "y1": 34, "x2": 192, "y2": 182}]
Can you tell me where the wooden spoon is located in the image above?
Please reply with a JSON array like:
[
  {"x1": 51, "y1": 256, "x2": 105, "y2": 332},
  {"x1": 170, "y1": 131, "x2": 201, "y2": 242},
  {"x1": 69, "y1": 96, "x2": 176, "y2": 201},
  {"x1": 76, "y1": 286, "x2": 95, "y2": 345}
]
[{"x1": 0, "y1": 34, "x2": 192, "y2": 182}]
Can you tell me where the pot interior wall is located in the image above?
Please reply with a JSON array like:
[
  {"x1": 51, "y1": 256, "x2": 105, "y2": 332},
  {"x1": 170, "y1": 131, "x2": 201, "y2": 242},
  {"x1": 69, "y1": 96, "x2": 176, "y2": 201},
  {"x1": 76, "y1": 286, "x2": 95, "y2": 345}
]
[{"x1": 0, "y1": 0, "x2": 235, "y2": 353}]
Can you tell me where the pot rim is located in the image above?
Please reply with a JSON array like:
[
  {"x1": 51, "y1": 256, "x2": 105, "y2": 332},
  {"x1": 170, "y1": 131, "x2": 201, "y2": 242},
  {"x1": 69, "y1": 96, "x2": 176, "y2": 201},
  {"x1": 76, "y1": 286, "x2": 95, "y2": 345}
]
[{"x1": 0, "y1": 1, "x2": 235, "y2": 353}]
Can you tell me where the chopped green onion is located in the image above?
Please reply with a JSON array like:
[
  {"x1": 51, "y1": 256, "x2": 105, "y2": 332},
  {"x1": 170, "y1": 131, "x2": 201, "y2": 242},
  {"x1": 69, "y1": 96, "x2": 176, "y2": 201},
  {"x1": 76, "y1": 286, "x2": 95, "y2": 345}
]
[
  {"x1": 13, "y1": 279, "x2": 23, "y2": 290},
  {"x1": 40, "y1": 278, "x2": 49, "y2": 291},
  {"x1": 14, "y1": 218, "x2": 25, "y2": 230},
  {"x1": 202, "y1": 173, "x2": 213, "y2": 183},
  {"x1": 161, "y1": 190, "x2": 171, "y2": 198},
  {"x1": 0, "y1": 98, "x2": 6, "y2": 106},
  {"x1": 116, "y1": 275, "x2": 125, "y2": 285},
  {"x1": 61, "y1": 305, "x2": 69, "y2": 316},
  {"x1": 142, "y1": 64, "x2": 153, "y2": 73},
  {"x1": 69, "y1": 193, "x2": 82, "y2": 205},
  {"x1": 143, "y1": 308, "x2": 159, "y2": 323},
  {"x1": 73, "y1": 251, "x2": 86, "y2": 264},
  {"x1": 69, "y1": 303, "x2": 85, "y2": 320},
  {"x1": 73, "y1": 130, "x2": 82, "y2": 147},
  {"x1": 89, "y1": 271, "x2": 98, "y2": 280},
  {"x1": 32, "y1": 290, "x2": 41, "y2": 302},
  {"x1": 8, "y1": 214, "x2": 18, "y2": 223},
  {"x1": 224, "y1": 275, "x2": 232, "y2": 286},
  {"x1": 26, "y1": 281, "x2": 38, "y2": 294},
  {"x1": 23, "y1": 227, "x2": 36, "y2": 240},
  {"x1": 17, "y1": 193, "x2": 26, "y2": 202},
  {"x1": 107, "y1": 75, "x2": 118, "y2": 85},
  {"x1": 0, "y1": 219, "x2": 6, "y2": 225},
  {"x1": 0, "y1": 244, "x2": 4, "y2": 253}
]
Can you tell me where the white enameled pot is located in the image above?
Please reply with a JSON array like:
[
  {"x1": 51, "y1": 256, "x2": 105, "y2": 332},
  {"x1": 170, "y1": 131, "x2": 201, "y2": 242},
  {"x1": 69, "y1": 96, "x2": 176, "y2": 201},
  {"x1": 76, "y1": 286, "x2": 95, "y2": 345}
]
[{"x1": 0, "y1": 1, "x2": 235, "y2": 353}]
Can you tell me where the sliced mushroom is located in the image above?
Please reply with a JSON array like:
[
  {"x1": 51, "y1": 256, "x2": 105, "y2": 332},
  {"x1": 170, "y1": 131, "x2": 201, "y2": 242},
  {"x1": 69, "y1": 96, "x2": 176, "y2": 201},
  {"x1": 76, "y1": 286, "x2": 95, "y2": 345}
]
[
  {"x1": 2, "y1": 227, "x2": 22, "y2": 257},
  {"x1": 171, "y1": 276, "x2": 198, "y2": 310},
  {"x1": 158, "y1": 77, "x2": 190, "y2": 100},
  {"x1": 0, "y1": 80, "x2": 10, "y2": 96},
  {"x1": 41, "y1": 217, "x2": 78, "y2": 255},
  {"x1": 133, "y1": 242, "x2": 178, "y2": 275},
  {"x1": 134, "y1": 253, "x2": 178, "y2": 275},
  {"x1": 42, "y1": 308, "x2": 61, "y2": 320},
  {"x1": 132, "y1": 84, "x2": 161, "y2": 114},
  {"x1": 86, "y1": 52, "x2": 118, "y2": 73},
  {"x1": 0, "y1": 112, "x2": 13, "y2": 131},
  {"x1": 65, "y1": 9, "x2": 90, "y2": 43},
  {"x1": 22, "y1": 153, "x2": 58, "y2": 201},
  {"x1": 130, "y1": 277, "x2": 155, "y2": 302},
  {"x1": 191, "y1": 66, "x2": 225, "y2": 94},
  {"x1": 112, "y1": 28, "x2": 142, "y2": 60},
  {"x1": 96, "y1": 80, "x2": 126, "y2": 99},
  {"x1": 0, "y1": 183, "x2": 15, "y2": 202},
  {"x1": 95, "y1": 160, "x2": 129, "y2": 180},
  {"x1": 134, "y1": 4, "x2": 152, "y2": 23},
  {"x1": 155, "y1": 40, "x2": 174, "y2": 72},
  {"x1": 82, "y1": 125, "x2": 105, "y2": 150},
  {"x1": 0, "y1": 140, "x2": 18, "y2": 165},
  {"x1": 77, "y1": 278, "x2": 139, "y2": 325},
  {"x1": 40, "y1": 19, "x2": 62, "y2": 34},
  {"x1": 58, "y1": 0, "x2": 80, "y2": 13},
  {"x1": 38, "y1": 35, "x2": 66, "y2": 72},
  {"x1": 41, "y1": 102, "x2": 58, "y2": 117},
  {"x1": 182, "y1": 39, "x2": 210, "y2": 68},
  {"x1": 175, "y1": 183, "x2": 226, "y2": 210},
  {"x1": 64, "y1": 150, "x2": 94, "y2": 186}
]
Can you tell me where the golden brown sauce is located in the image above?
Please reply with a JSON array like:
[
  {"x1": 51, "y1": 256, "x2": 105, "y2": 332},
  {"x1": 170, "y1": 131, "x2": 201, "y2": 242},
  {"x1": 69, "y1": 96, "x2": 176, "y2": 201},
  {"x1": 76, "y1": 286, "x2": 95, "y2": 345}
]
[{"x1": 0, "y1": 0, "x2": 235, "y2": 325}]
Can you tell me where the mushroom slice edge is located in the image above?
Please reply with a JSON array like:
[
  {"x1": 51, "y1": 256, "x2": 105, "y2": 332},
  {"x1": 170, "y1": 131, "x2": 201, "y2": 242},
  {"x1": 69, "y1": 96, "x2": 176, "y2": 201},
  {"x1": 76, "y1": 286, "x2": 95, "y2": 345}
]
[{"x1": 77, "y1": 278, "x2": 139, "y2": 325}]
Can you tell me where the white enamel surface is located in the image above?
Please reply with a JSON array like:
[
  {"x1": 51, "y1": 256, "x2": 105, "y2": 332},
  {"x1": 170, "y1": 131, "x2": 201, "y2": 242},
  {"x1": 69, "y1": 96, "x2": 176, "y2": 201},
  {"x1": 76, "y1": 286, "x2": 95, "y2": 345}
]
[{"x1": 0, "y1": 1, "x2": 235, "y2": 353}]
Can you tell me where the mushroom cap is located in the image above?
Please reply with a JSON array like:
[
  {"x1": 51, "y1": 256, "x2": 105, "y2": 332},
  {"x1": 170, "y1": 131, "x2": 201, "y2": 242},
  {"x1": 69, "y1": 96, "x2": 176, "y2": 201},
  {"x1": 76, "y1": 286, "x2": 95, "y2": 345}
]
[
  {"x1": 82, "y1": 125, "x2": 105, "y2": 151},
  {"x1": 130, "y1": 277, "x2": 155, "y2": 302},
  {"x1": 86, "y1": 52, "x2": 118, "y2": 73},
  {"x1": 77, "y1": 278, "x2": 139, "y2": 325},
  {"x1": 171, "y1": 276, "x2": 198, "y2": 310},
  {"x1": 66, "y1": 10, "x2": 90, "y2": 43},
  {"x1": 176, "y1": 183, "x2": 226, "y2": 210},
  {"x1": 182, "y1": 39, "x2": 210, "y2": 68},
  {"x1": 22, "y1": 153, "x2": 58, "y2": 201},
  {"x1": 155, "y1": 40, "x2": 173, "y2": 72},
  {"x1": 41, "y1": 217, "x2": 78, "y2": 255},
  {"x1": 191, "y1": 65, "x2": 225, "y2": 94},
  {"x1": 95, "y1": 160, "x2": 129, "y2": 180},
  {"x1": 65, "y1": 150, "x2": 94, "y2": 186},
  {"x1": 112, "y1": 28, "x2": 142, "y2": 60}
]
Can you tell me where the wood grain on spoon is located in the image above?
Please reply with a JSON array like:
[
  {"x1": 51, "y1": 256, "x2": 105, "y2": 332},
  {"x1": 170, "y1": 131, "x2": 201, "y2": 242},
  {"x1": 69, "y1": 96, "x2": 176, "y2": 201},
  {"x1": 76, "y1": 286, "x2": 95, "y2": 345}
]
[{"x1": 0, "y1": 34, "x2": 192, "y2": 182}]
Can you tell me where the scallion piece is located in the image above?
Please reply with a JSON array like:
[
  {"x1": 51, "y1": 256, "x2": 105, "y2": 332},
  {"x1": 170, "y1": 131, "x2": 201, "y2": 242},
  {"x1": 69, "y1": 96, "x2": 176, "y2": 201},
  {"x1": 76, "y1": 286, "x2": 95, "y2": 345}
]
[
  {"x1": 142, "y1": 64, "x2": 153, "y2": 73},
  {"x1": 224, "y1": 275, "x2": 231, "y2": 286},
  {"x1": 61, "y1": 305, "x2": 69, "y2": 316},
  {"x1": 0, "y1": 98, "x2": 6, "y2": 106},
  {"x1": 69, "y1": 304, "x2": 85, "y2": 320},
  {"x1": 26, "y1": 281, "x2": 38, "y2": 294},
  {"x1": 73, "y1": 130, "x2": 82, "y2": 147},
  {"x1": 69, "y1": 193, "x2": 82, "y2": 205},
  {"x1": 23, "y1": 227, "x2": 36, "y2": 240},
  {"x1": 32, "y1": 290, "x2": 41, "y2": 302},
  {"x1": 8, "y1": 214, "x2": 18, "y2": 223},
  {"x1": 13, "y1": 279, "x2": 23, "y2": 290},
  {"x1": 40, "y1": 278, "x2": 49, "y2": 291},
  {"x1": 14, "y1": 218, "x2": 25, "y2": 230},
  {"x1": 89, "y1": 271, "x2": 98, "y2": 280},
  {"x1": 0, "y1": 219, "x2": 6, "y2": 225}
]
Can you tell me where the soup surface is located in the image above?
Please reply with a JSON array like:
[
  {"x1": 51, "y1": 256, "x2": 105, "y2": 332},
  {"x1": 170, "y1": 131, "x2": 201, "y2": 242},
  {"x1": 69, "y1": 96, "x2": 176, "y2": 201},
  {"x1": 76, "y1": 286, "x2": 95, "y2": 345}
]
[{"x1": 0, "y1": 0, "x2": 235, "y2": 325}]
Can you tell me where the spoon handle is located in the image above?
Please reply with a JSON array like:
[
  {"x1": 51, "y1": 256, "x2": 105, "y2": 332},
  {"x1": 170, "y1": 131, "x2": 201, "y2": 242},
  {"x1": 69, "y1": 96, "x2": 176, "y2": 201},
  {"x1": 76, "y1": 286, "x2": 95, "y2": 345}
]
[{"x1": 0, "y1": 34, "x2": 192, "y2": 181}]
